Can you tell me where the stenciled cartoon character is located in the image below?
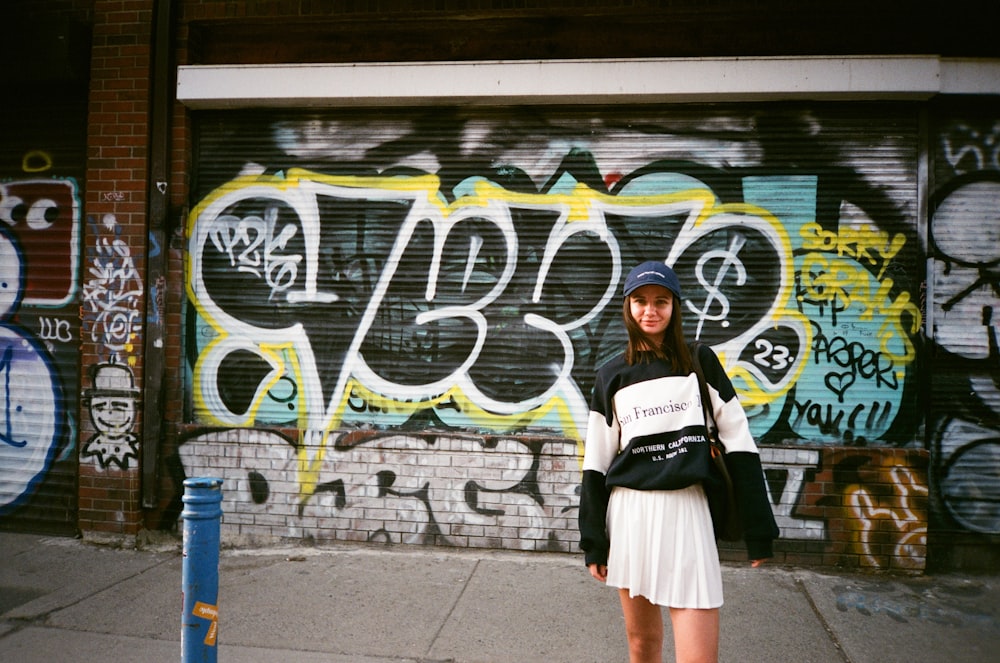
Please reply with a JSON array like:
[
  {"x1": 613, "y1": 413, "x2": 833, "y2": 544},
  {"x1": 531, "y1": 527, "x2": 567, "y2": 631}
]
[{"x1": 82, "y1": 363, "x2": 140, "y2": 470}]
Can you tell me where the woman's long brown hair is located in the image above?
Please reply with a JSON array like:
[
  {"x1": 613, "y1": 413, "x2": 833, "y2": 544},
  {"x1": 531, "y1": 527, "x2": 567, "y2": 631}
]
[{"x1": 622, "y1": 295, "x2": 694, "y2": 375}]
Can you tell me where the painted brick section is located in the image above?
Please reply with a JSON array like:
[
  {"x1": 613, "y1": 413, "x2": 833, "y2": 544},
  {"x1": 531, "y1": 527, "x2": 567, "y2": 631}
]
[
  {"x1": 751, "y1": 447, "x2": 930, "y2": 572},
  {"x1": 78, "y1": 0, "x2": 154, "y2": 536},
  {"x1": 173, "y1": 427, "x2": 930, "y2": 571},
  {"x1": 176, "y1": 429, "x2": 581, "y2": 553}
]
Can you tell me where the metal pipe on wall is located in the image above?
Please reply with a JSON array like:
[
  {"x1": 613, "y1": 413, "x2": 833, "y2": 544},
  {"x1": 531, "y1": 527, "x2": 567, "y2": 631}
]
[{"x1": 142, "y1": 0, "x2": 175, "y2": 509}]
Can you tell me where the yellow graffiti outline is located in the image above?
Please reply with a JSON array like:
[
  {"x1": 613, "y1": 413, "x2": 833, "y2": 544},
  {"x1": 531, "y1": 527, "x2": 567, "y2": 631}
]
[
  {"x1": 190, "y1": 336, "x2": 292, "y2": 427},
  {"x1": 799, "y1": 221, "x2": 907, "y2": 281},
  {"x1": 799, "y1": 253, "x2": 921, "y2": 364},
  {"x1": 296, "y1": 378, "x2": 584, "y2": 500},
  {"x1": 460, "y1": 179, "x2": 719, "y2": 224},
  {"x1": 21, "y1": 149, "x2": 53, "y2": 173},
  {"x1": 290, "y1": 167, "x2": 450, "y2": 209},
  {"x1": 690, "y1": 200, "x2": 812, "y2": 409},
  {"x1": 350, "y1": 380, "x2": 584, "y2": 437},
  {"x1": 870, "y1": 279, "x2": 921, "y2": 364}
]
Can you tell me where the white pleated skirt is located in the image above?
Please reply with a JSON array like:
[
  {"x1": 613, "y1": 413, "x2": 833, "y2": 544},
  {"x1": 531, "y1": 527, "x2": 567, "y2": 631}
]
[{"x1": 605, "y1": 484, "x2": 723, "y2": 609}]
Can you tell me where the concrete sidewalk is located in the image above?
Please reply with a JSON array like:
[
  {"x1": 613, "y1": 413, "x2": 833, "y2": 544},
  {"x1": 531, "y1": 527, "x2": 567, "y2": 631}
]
[{"x1": 1, "y1": 532, "x2": 998, "y2": 662}]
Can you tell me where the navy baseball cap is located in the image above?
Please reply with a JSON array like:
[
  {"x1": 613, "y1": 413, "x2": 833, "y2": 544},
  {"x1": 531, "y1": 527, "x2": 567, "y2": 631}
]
[{"x1": 623, "y1": 261, "x2": 682, "y2": 299}]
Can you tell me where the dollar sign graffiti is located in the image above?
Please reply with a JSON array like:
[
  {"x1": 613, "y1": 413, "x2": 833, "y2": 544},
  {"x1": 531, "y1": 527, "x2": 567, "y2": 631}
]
[{"x1": 686, "y1": 234, "x2": 748, "y2": 338}]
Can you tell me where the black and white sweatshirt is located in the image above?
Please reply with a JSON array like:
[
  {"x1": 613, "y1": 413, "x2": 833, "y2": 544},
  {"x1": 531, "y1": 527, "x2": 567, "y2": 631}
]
[{"x1": 579, "y1": 344, "x2": 779, "y2": 566}]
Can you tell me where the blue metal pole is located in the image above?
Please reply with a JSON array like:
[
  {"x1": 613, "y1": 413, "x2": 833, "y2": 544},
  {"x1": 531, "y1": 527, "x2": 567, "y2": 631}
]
[{"x1": 181, "y1": 477, "x2": 223, "y2": 663}]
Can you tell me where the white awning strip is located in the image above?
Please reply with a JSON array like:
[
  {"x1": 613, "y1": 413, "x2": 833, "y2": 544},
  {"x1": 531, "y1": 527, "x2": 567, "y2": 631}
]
[{"x1": 177, "y1": 56, "x2": 1000, "y2": 109}]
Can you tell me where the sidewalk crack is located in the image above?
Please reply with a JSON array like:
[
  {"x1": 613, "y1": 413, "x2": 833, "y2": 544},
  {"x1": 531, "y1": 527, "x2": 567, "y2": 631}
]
[
  {"x1": 423, "y1": 558, "x2": 480, "y2": 661},
  {"x1": 3, "y1": 554, "x2": 177, "y2": 628},
  {"x1": 795, "y1": 576, "x2": 854, "y2": 663}
]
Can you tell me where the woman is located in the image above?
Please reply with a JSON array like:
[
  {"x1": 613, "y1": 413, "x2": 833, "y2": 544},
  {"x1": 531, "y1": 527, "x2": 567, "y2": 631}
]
[{"x1": 579, "y1": 261, "x2": 779, "y2": 663}]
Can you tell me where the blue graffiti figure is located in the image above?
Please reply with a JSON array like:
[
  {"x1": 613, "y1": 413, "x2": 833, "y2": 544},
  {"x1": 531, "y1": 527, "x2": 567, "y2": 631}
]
[{"x1": 0, "y1": 226, "x2": 62, "y2": 514}]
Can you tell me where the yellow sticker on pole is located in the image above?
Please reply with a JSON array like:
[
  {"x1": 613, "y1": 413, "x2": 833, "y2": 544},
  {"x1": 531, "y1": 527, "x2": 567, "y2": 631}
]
[{"x1": 192, "y1": 601, "x2": 219, "y2": 646}]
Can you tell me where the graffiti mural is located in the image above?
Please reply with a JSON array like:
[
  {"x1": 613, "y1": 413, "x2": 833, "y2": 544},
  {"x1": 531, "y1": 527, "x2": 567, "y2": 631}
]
[
  {"x1": 82, "y1": 213, "x2": 144, "y2": 365},
  {"x1": 929, "y1": 114, "x2": 1000, "y2": 539},
  {"x1": 76, "y1": 212, "x2": 145, "y2": 472},
  {"x1": 177, "y1": 107, "x2": 925, "y2": 566},
  {"x1": 0, "y1": 180, "x2": 72, "y2": 515}
]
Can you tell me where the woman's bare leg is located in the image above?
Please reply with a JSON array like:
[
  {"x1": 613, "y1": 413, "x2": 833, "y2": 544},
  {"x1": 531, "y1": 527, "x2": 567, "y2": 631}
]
[
  {"x1": 619, "y1": 589, "x2": 664, "y2": 663},
  {"x1": 668, "y1": 607, "x2": 719, "y2": 663}
]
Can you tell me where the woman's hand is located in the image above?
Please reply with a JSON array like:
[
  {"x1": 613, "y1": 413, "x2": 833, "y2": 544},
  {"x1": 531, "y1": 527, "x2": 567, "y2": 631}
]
[
  {"x1": 588, "y1": 563, "x2": 608, "y2": 582},
  {"x1": 750, "y1": 559, "x2": 767, "y2": 568}
]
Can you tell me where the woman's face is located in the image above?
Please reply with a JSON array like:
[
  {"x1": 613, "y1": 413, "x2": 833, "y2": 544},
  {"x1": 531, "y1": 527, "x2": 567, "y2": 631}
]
[{"x1": 628, "y1": 284, "x2": 673, "y2": 344}]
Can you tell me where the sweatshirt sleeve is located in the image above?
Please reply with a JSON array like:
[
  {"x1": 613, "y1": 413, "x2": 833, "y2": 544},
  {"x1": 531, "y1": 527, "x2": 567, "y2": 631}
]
[
  {"x1": 580, "y1": 468, "x2": 612, "y2": 566},
  {"x1": 697, "y1": 344, "x2": 780, "y2": 559},
  {"x1": 727, "y1": 451, "x2": 780, "y2": 560},
  {"x1": 578, "y1": 370, "x2": 620, "y2": 567}
]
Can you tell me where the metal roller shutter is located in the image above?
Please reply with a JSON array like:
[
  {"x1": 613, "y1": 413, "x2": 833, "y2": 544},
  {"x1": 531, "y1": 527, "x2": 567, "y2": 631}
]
[
  {"x1": 0, "y1": 94, "x2": 85, "y2": 535},
  {"x1": 187, "y1": 103, "x2": 921, "y2": 449},
  {"x1": 928, "y1": 102, "x2": 1000, "y2": 541}
]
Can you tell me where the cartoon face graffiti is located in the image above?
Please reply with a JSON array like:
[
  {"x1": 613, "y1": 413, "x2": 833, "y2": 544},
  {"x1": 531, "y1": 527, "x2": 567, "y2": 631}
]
[
  {"x1": 90, "y1": 394, "x2": 136, "y2": 437},
  {"x1": 82, "y1": 364, "x2": 140, "y2": 470},
  {"x1": 0, "y1": 179, "x2": 80, "y2": 306}
]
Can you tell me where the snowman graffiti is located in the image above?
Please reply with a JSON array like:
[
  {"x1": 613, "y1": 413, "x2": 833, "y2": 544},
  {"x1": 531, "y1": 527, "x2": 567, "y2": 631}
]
[{"x1": 0, "y1": 227, "x2": 62, "y2": 513}]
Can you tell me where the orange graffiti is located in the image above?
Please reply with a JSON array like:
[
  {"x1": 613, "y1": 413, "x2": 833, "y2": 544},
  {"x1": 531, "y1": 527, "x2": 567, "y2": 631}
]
[
  {"x1": 846, "y1": 465, "x2": 929, "y2": 571},
  {"x1": 797, "y1": 449, "x2": 930, "y2": 571}
]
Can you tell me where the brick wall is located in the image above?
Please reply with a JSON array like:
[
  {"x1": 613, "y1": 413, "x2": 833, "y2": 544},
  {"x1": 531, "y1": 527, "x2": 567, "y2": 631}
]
[
  {"x1": 175, "y1": 428, "x2": 581, "y2": 552},
  {"x1": 79, "y1": 0, "x2": 155, "y2": 536}
]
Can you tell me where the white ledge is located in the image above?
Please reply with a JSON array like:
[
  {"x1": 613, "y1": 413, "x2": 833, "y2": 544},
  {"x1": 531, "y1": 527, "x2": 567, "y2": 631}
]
[{"x1": 177, "y1": 56, "x2": 1000, "y2": 109}]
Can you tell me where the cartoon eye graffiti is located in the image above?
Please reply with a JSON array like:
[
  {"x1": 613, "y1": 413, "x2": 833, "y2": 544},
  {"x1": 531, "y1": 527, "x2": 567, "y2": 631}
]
[{"x1": 0, "y1": 179, "x2": 80, "y2": 306}]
